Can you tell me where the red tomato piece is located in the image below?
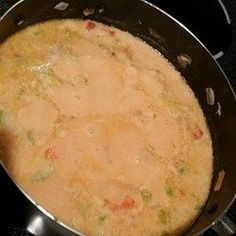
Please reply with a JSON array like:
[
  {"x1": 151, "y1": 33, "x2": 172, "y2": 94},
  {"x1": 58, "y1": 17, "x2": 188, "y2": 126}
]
[
  {"x1": 44, "y1": 147, "x2": 58, "y2": 160},
  {"x1": 121, "y1": 197, "x2": 135, "y2": 209},
  {"x1": 179, "y1": 189, "x2": 186, "y2": 196},
  {"x1": 192, "y1": 125, "x2": 203, "y2": 140},
  {"x1": 86, "y1": 21, "x2": 96, "y2": 30},
  {"x1": 108, "y1": 30, "x2": 115, "y2": 36},
  {"x1": 109, "y1": 197, "x2": 135, "y2": 212}
]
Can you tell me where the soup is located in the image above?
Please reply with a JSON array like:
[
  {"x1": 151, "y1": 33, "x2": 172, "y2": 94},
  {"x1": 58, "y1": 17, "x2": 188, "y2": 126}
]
[{"x1": 0, "y1": 20, "x2": 213, "y2": 235}]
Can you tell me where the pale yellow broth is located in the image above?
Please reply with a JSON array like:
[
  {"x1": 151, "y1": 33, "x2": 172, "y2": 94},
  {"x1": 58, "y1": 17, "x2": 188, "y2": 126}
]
[{"x1": 0, "y1": 20, "x2": 213, "y2": 236}]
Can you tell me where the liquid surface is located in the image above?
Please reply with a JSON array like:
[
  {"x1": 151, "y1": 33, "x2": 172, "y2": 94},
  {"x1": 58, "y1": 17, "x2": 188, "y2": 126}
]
[{"x1": 0, "y1": 20, "x2": 213, "y2": 236}]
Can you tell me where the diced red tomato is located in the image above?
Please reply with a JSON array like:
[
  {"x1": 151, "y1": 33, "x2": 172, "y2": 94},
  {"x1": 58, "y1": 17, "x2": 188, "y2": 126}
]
[
  {"x1": 44, "y1": 147, "x2": 58, "y2": 160},
  {"x1": 108, "y1": 197, "x2": 135, "y2": 212},
  {"x1": 108, "y1": 30, "x2": 115, "y2": 36},
  {"x1": 121, "y1": 197, "x2": 135, "y2": 208},
  {"x1": 191, "y1": 125, "x2": 203, "y2": 140},
  {"x1": 122, "y1": 45, "x2": 133, "y2": 59},
  {"x1": 173, "y1": 159, "x2": 183, "y2": 168},
  {"x1": 102, "y1": 28, "x2": 115, "y2": 37},
  {"x1": 13, "y1": 52, "x2": 21, "y2": 57},
  {"x1": 188, "y1": 123, "x2": 203, "y2": 140},
  {"x1": 179, "y1": 189, "x2": 186, "y2": 196},
  {"x1": 86, "y1": 21, "x2": 96, "y2": 30}
]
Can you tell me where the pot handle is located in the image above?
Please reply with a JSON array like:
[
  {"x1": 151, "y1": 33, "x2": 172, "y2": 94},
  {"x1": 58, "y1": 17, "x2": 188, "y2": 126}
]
[{"x1": 212, "y1": 215, "x2": 236, "y2": 235}]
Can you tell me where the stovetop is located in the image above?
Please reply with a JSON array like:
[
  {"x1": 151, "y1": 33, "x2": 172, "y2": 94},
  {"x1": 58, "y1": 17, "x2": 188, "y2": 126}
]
[{"x1": 0, "y1": 0, "x2": 235, "y2": 235}]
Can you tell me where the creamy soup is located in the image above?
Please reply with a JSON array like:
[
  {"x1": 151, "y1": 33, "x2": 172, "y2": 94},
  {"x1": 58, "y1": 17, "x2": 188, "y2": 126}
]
[{"x1": 0, "y1": 20, "x2": 213, "y2": 235}]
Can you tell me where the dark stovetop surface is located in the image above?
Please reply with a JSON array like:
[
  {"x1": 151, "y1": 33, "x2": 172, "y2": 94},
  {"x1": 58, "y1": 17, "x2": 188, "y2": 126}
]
[{"x1": 0, "y1": 0, "x2": 235, "y2": 236}]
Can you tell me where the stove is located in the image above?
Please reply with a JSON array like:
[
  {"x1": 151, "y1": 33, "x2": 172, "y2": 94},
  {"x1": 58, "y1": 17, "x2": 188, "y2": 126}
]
[{"x1": 0, "y1": 0, "x2": 235, "y2": 235}]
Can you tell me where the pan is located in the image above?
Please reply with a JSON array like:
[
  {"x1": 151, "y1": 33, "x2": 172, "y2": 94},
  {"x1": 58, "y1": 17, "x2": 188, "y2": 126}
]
[{"x1": 0, "y1": 0, "x2": 235, "y2": 235}]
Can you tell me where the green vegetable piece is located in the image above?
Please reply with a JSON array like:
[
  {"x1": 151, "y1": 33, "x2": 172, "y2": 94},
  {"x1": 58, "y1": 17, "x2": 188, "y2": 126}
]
[
  {"x1": 33, "y1": 30, "x2": 40, "y2": 36},
  {"x1": 0, "y1": 110, "x2": 7, "y2": 124},
  {"x1": 195, "y1": 202, "x2": 202, "y2": 211},
  {"x1": 114, "y1": 38, "x2": 120, "y2": 44},
  {"x1": 46, "y1": 69, "x2": 61, "y2": 84},
  {"x1": 178, "y1": 167, "x2": 185, "y2": 175},
  {"x1": 141, "y1": 189, "x2": 152, "y2": 202},
  {"x1": 145, "y1": 142, "x2": 160, "y2": 160},
  {"x1": 17, "y1": 87, "x2": 25, "y2": 97},
  {"x1": 81, "y1": 75, "x2": 88, "y2": 86},
  {"x1": 42, "y1": 68, "x2": 61, "y2": 85},
  {"x1": 63, "y1": 47, "x2": 80, "y2": 62},
  {"x1": 98, "y1": 215, "x2": 108, "y2": 224},
  {"x1": 155, "y1": 69, "x2": 166, "y2": 79},
  {"x1": 27, "y1": 130, "x2": 36, "y2": 145},
  {"x1": 65, "y1": 28, "x2": 77, "y2": 39},
  {"x1": 98, "y1": 42, "x2": 108, "y2": 50},
  {"x1": 159, "y1": 209, "x2": 171, "y2": 225},
  {"x1": 165, "y1": 186, "x2": 174, "y2": 197},
  {"x1": 32, "y1": 165, "x2": 54, "y2": 182}
]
